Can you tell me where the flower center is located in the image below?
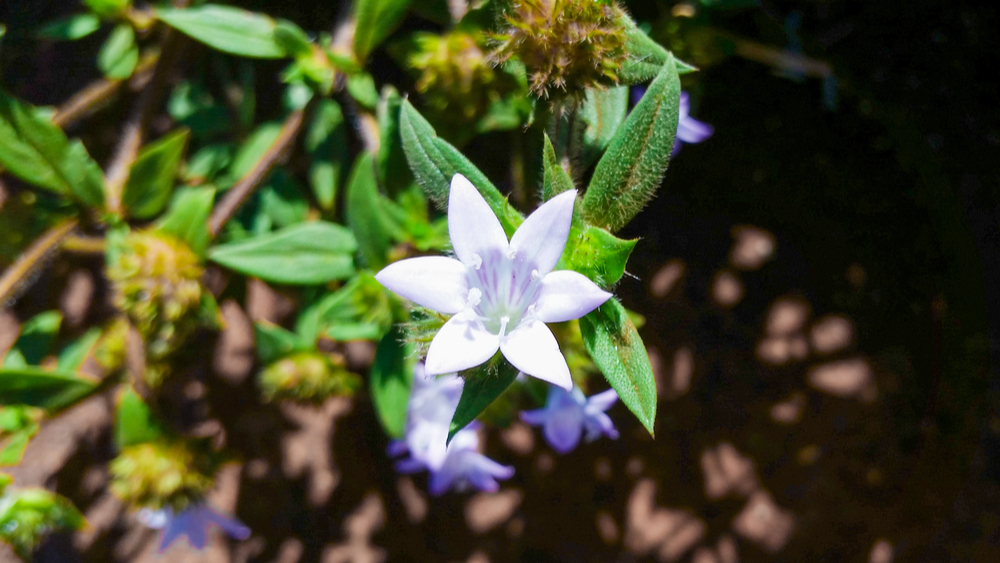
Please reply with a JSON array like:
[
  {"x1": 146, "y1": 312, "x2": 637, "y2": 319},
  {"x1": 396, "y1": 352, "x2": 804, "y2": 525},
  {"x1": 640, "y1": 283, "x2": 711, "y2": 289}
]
[{"x1": 466, "y1": 250, "x2": 542, "y2": 336}]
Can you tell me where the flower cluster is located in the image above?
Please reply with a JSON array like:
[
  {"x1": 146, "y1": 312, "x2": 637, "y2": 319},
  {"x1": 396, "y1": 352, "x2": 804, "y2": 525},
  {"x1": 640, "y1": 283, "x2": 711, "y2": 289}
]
[
  {"x1": 407, "y1": 30, "x2": 508, "y2": 120},
  {"x1": 388, "y1": 364, "x2": 514, "y2": 495},
  {"x1": 376, "y1": 174, "x2": 611, "y2": 390},
  {"x1": 138, "y1": 503, "x2": 250, "y2": 554},
  {"x1": 521, "y1": 385, "x2": 620, "y2": 453}
]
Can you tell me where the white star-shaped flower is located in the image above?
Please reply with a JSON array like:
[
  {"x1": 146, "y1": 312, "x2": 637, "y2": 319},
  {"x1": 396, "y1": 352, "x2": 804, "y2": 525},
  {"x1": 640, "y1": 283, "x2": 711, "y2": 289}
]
[{"x1": 375, "y1": 173, "x2": 612, "y2": 389}]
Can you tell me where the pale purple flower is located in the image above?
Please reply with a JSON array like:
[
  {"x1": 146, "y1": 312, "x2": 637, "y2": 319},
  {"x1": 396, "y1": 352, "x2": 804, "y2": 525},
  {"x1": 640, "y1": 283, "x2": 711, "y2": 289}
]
[
  {"x1": 375, "y1": 173, "x2": 611, "y2": 390},
  {"x1": 388, "y1": 363, "x2": 514, "y2": 495},
  {"x1": 138, "y1": 503, "x2": 250, "y2": 554},
  {"x1": 520, "y1": 385, "x2": 620, "y2": 454}
]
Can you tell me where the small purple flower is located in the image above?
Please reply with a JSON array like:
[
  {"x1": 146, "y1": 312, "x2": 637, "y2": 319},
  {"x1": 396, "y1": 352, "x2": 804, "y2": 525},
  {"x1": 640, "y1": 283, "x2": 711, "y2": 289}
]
[
  {"x1": 138, "y1": 503, "x2": 250, "y2": 554},
  {"x1": 520, "y1": 385, "x2": 620, "y2": 454},
  {"x1": 388, "y1": 363, "x2": 514, "y2": 495},
  {"x1": 375, "y1": 174, "x2": 611, "y2": 390}
]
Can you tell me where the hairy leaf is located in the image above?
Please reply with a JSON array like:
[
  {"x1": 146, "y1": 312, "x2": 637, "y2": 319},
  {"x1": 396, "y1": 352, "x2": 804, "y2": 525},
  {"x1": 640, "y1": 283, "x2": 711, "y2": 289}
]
[
  {"x1": 582, "y1": 57, "x2": 680, "y2": 232},
  {"x1": 542, "y1": 132, "x2": 576, "y2": 200},
  {"x1": 123, "y1": 129, "x2": 189, "y2": 219},
  {"x1": 619, "y1": 17, "x2": 697, "y2": 84},
  {"x1": 208, "y1": 222, "x2": 357, "y2": 285},
  {"x1": 576, "y1": 86, "x2": 629, "y2": 170},
  {"x1": 580, "y1": 298, "x2": 656, "y2": 435},
  {"x1": 557, "y1": 226, "x2": 637, "y2": 288}
]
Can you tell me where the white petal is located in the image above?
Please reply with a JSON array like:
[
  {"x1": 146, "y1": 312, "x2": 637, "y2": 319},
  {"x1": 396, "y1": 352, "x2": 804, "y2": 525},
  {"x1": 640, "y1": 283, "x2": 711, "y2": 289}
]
[
  {"x1": 448, "y1": 174, "x2": 509, "y2": 267},
  {"x1": 508, "y1": 189, "x2": 576, "y2": 275},
  {"x1": 533, "y1": 270, "x2": 612, "y2": 323},
  {"x1": 375, "y1": 256, "x2": 468, "y2": 314},
  {"x1": 500, "y1": 320, "x2": 571, "y2": 390},
  {"x1": 425, "y1": 314, "x2": 500, "y2": 375}
]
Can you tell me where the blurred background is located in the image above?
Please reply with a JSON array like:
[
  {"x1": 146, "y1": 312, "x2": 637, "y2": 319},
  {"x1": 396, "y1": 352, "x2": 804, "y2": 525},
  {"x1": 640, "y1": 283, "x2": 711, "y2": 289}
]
[{"x1": 1, "y1": 0, "x2": 999, "y2": 561}]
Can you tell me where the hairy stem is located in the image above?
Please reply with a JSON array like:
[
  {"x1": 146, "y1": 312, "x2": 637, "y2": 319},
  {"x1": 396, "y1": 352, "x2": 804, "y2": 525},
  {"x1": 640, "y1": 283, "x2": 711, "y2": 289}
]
[
  {"x1": 208, "y1": 102, "x2": 313, "y2": 237},
  {"x1": 0, "y1": 219, "x2": 78, "y2": 309}
]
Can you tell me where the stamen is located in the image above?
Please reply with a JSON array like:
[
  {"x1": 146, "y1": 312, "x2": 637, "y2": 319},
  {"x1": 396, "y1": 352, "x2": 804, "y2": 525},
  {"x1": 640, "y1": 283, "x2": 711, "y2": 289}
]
[
  {"x1": 470, "y1": 253, "x2": 482, "y2": 270},
  {"x1": 506, "y1": 248, "x2": 517, "y2": 260},
  {"x1": 498, "y1": 316, "x2": 510, "y2": 338},
  {"x1": 530, "y1": 269, "x2": 540, "y2": 281},
  {"x1": 466, "y1": 288, "x2": 482, "y2": 308}
]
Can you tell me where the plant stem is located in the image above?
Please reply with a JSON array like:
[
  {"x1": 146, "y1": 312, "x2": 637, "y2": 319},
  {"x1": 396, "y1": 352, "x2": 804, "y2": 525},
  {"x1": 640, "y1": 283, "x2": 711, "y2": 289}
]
[
  {"x1": 51, "y1": 52, "x2": 159, "y2": 130},
  {"x1": 61, "y1": 234, "x2": 107, "y2": 254},
  {"x1": 0, "y1": 219, "x2": 78, "y2": 309},
  {"x1": 208, "y1": 102, "x2": 313, "y2": 238}
]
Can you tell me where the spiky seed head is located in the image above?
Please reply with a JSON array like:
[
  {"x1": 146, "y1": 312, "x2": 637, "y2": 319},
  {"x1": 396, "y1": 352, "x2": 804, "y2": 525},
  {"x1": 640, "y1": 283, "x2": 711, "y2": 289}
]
[
  {"x1": 490, "y1": 0, "x2": 629, "y2": 99},
  {"x1": 259, "y1": 351, "x2": 361, "y2": 403}
]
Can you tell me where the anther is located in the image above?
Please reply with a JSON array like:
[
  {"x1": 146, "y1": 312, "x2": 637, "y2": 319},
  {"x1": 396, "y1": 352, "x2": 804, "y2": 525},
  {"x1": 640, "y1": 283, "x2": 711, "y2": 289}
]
[{"x1": 470, "y1": 253, "x2": 483, "y2": 270}]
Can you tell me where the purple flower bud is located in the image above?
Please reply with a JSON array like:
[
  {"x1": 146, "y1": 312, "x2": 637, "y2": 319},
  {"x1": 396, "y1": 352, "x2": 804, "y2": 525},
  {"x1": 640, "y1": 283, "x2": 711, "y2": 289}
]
[{"x1": 520, "y1": 385, "x2": 620, "y2": 454}]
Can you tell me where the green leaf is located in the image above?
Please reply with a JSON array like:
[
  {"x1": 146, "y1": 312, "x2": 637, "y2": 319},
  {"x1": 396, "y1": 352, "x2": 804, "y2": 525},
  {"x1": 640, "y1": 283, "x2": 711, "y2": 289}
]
[
  {"x1": 448, "y1": 356, "x2": 519, "y2": 441},
  {"x1": 182, "y1": 143, "x2": 232, "y2": 184},
  {"x1": 576, "y1": 86, "x2": 629, "y2": 170},
  {"x1": 155, "y1": 186, "x2": 216, "y2": 255},
  {"x1": 346, "y1": 153, "x2": 393, "y2": 270},
  {"x1": 304, "y1": 100, "x2": 347, "y2": 211},
  {"x1": 114, "y1": 388, "x2": 164, "y2": 448},
  {"x1": 254, "y1": 322, "x2": 310, "y2": 364},
  {"x1": 208, "y1": 221, "x2": 357, "y2": 285},
  {"x1": 376, "y1": 86, "x2": 411, "y2": 195},
  {"x1": 352, "y1": 0, "x2": 414, "y2": 61},
  {"x1": 309, "y1": 272, "x2": 393, "y2": 341},
  {"x1": 56, "y1": 328, "x2": 102, "y2": 372},
  {"x1": 619, "y1": 17, "x2": 697, "y2": 84},
  {"x1": 3, "y1": 311, "x2": 61, "y2": 368},
  {"x1": 0, "y1": 406, "x2": 40, "y2": 467},
  {"x1": 580, "y1": 298, "x2": 656, "y2": 435},
  {"x1": 399, "y1": 99, "x2": 523, "y2": 236},
  {"x1": 156, "y1": 4, "x2": 286, "y2": 59},
  {"x1": 346, "y1": 73, "x2": 379, "y2": 110},
  {"x1": 220, "y1": 121, "x2": 283, "y2": 189},
  {"x1": 84, "y1": 0, "x2": 130, "y2": 18},
  {"x1": 0, "y1": 367, "x2": 98, "y2": 411},
  {"x1": 0, "y1": 89, "x2": 106, "y2": 207},
  {"x1": 258, "y1": 169, "x2": 308, "y2": 228},
  {"x1": 370, "y1": 326, "x2": 414, "y2": 438},
  {"x1": 37, "y1": 14, "x2": 101, "y2": 41},
  {"x1": 273, "y1": 19, "x2": 313, "y2": 58},
  {"x1": 582, "y1": 57, "x2": 680, "y2": 232},
  {"x1": 542, "y1": 132, "x2": 575, "y2": 200},
  {"x1": 558, "y1": 226, "x2": 637, "y2": 288},
  {"x1": 122, "y1": 129, "x2": 189, "y2": 219},
  {"x1": 97, "y1": 24, "x2": 138, "y2": 79}
]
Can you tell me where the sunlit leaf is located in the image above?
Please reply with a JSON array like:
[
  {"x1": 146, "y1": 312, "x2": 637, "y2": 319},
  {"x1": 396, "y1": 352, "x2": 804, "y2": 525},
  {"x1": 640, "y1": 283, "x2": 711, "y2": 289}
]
[
  {"x1": 156, "y1": 4, "x2": 286, "y2": 59},
  {"x1": 447, "y1": 356, "x2": 519, "y2": 442},
  {"x1": 97, "y1": 24, "x2": 138, "y2": 79},
  {"x1": 37, "y1": 14, "x2": 101, "y2": 41},
  {"x1": 114, "y1": 388, "x2": 164, "y2": 448},
  {"x1": 155, "y1": 186, "x2": 216, "y2": 256},
  {"x1": 0, "y1": 367, "x2": 98, "y2": 412},
  {"x1": 123, "y1": 129, "x2": 190, "y2": 219},
  {"x1": 353, "y1": 0, "x2": 413, "y2": 61},
  {"x1": 370, "y1": 326, "x2": 414, "y2": 438}
]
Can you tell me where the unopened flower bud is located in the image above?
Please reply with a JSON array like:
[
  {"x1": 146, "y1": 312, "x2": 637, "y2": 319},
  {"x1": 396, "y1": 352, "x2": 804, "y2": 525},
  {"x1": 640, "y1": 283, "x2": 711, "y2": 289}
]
[
  {"x1": 258, "y1": 351, "x2": 361, "y2": 403},
  {"x1": 409, "y1": 31, "x2": 512, "y2": 120},
  {"x1": 109, "y1": 440, "x2": 218, "y2": 512}
]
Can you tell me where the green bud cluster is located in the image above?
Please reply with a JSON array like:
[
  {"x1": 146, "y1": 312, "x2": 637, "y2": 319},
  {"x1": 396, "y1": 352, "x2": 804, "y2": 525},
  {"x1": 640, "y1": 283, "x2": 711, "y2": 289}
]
[
  {"x1": 106, "y1": 231, "x2": 205, "y2": 385},
  {"x1": 0, "y1": 485, "x2": 85, "y2": 560},
  {"x1": 93, "y1": 317, "x2": 130, "y2": 373},
  {"x1": 109, "y1": 440, "x2": 217, "y2": 512},
  {"x1": 259, "y1": 351, "x2": 361, "y2": 403},
  {"x1": 408, "y1": 31, "x2": 508, "y2": 120},
  {"x1": 491, "y1": 0, "x2": 629, "y2": 98}
]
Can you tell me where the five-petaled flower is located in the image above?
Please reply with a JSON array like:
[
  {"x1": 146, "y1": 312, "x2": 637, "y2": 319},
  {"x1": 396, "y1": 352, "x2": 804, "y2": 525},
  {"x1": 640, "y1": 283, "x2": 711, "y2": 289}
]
[
  {"x1": 138, "y1": 503, "x2": 250, "y2": 554},
  {"x1": 520, "y1": 385, "x2": 620, "y2": 454},
  {"x1": 375, "y1": 174, "x2": 611, "y2": 389},
  {"x1": 388, "y1": 363, "x2": 514, "y2": 495}
]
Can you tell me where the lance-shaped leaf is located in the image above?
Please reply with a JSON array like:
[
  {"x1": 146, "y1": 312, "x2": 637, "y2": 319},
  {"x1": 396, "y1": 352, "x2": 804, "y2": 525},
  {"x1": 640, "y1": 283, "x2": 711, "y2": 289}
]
[
  {"x1": 56, "y1": 328, "x2": 102, "y2": 371},
  {"x1": 557, "y1": 226, "x2": 637, "y2": 289},
  {"x1": 575, "y1": 86, "x2": 629, "y2": 170},
  {"x1": 580, "y1": 298, "x2": 656, "y2": 435},
  {"x1": 307, "y1": 272, "x2": 393, "y2": 342},
  {"x1": 399, "y1": 100, "x2": 523, "y2": 236},
  {"x1": 97, "y1": 23, "x2": 138, "y2": 79},
  {"x1": 155, "y1": 186, "x2": 215, "y2": 256},
  {"x1": 370, "y1": 326, "x2": 414, "y2": 438},
  {"x1": 1, "y1": 311, "x2": 61, "y2": 369},
  {"x1": 254, "y1": 322, "x2": 311, "y2": 364},
  {"x1": 542, "y1": 132, "x2": 575, "y2": 201},
  {"x1": 0, "y1": 89, "x2": 105, "y2": 207},
  {"x1": 619, "y1": 17, "x2": 697, "y2": 84},
  {"x1": 122, "y1": 129, "x2": 189, "y2": 219},
  {"x1": 156, "y1": 4, "x2": 286, "y2": 59},
  {"x1": 304, "y1": 99, "x2": 347, "y2": 211},
  {"x1": 346, "y1": 153, "x2": 393, "y2": 270},
  {"x1": 0, "y1": 406, "x2": 40, "y2": 466},
  {"x1": 0, "y1": 367, "x2": 98, "y2": 412},
  {"x1": 114, "y1": 387, "x2": 164, "y2": 448},
  {"x1": 376, "y1": 86, "x2": 411, "y2": 195},
  {"x1": 208, "y1": 221, "x2": 356, "y2": 285},
  {"x1": 37, "y1": 14, "x2": 101, "y2": 41},
  {"x1": 352, "y1": 0, "x2": 413, "y2": 61},
  {"x1": 447, "y1": 356, "x2": 519, "y2": 442},
  {"x1": 582, "y1": 57, "x2": 680, "y2": 232}
]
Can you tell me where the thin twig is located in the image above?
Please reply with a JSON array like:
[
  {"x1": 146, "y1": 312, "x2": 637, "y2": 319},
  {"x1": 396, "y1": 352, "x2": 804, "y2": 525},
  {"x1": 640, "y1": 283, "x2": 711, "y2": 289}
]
[
  {"x1": 0, "y1": 219, "x2": 78, "y2": 309},
  {"x1": 51, "y1": 52, "x2": 159, "y2": 130},
  {"x1": 104, "y1": 26, "x2": 189, "y2": 215},
  {"x1": 208, "y1": 104, "x2": 312, "y2": 237},
  {"x1": 60, "y1": 234, "x2": 107, "y2": 254}
]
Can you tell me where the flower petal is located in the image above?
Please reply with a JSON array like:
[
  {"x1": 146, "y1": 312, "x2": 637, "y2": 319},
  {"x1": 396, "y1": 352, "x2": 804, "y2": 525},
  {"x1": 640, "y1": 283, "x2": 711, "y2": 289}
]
[
  {"x1": 544, "y1": 407, "x2": 584, "y2": 454},
  {"x1": 677, "y1": 117, "x2": 714, "y2": 144},
  {"x1": 583, "y1": 411, "x2": 619, "y2": 441},
  {"x1": 425, "y1": 314, "x2": 500, "y2": 375},
  {"x1": 585, "y1": 388, "x2": 619, "y2": 413},
  {"x1": 519, "y1": 407, "x2": 549, "y2": 426},
  {"x1": 508, "y1": 190, "x2": 576, "y2": 275},
  {"x1": 500, "y1": 320, "x2": 571, "y2": 390},
  {"x1": 467, "y1": 455, "x2": 515, "y2": 491},
  {"x1": 448, "y1": 174, "x2": 509, "y2": 267},
  {"x1": 204, "y1": 506, "x2": 251, "y2": 540},
  {"x1": 375, "y1": 256, "x2": 468, "y2": 314},
  {"x1": 533, "y1": 270, "x2": 612, "y2": 323}
]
